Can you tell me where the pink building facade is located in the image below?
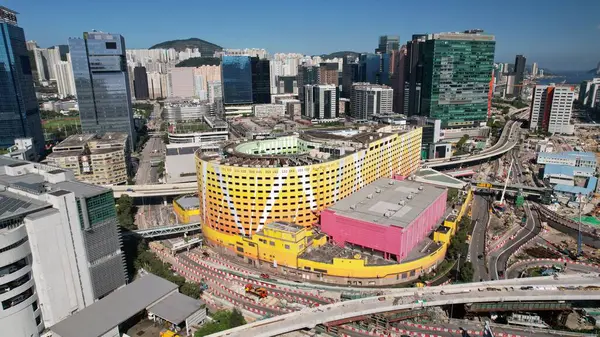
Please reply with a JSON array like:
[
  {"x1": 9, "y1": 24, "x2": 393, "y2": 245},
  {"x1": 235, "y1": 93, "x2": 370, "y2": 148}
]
[{"x1": 320, "y1": 189, "x2": 447, "y2": 261}]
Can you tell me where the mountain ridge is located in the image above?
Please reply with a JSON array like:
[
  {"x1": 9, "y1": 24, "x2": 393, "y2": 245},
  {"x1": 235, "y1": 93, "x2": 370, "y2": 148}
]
[{"x1": 149, "y1": 38, "x2": 223, "y2": 55}]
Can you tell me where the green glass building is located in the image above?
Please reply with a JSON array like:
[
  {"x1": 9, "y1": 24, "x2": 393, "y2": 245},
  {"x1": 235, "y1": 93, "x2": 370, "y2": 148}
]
[{"x1": 421, "y1": 31, "x2": 495, "y2": 128}]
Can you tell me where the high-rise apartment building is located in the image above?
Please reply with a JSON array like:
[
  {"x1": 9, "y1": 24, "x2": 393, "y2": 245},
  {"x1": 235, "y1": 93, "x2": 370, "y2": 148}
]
[
  {"x1": 350, "y1": 83, "x2": 393, "y2": 120},
  {"x1": 358, "y1": 53, "x2": 390, "y2": 85},
  {"x1": 0, "y1": 7, "x2": 45, "y2": 156},
  {"x1": 303, "y1": 84, "x2": 339, "y2": 121},
  {"x1": 390, "y1": 46, "x2": 407, "y2": 113},
  {"x1": 531, "y1": 62, "x2": 538, "y2": 78},
  {"x1": 341, "y1": 57, "x2": 359, "y2": 98},
  {"x1": 69, "y1": 32, "x2": 136, "y2": 148},
  {"x1": 513, "y1": 54, "x2": 526, "y2": 97},
  {"x1": 529, "y1": 85, "x2": 575, "y2": 134},
  {"x1": 420, "y1": 30, "x2": 495, "y2": 127},
  {"x1": 318, "y1": 62, "x2": 339, "y2": 86},
  {"x1": 26, "y1": 39, "x2": 37, "y2": 51},
  {"x1": 375, "y1": 35, "x2": 400, "y2": 54},
  {"x1": 221, "y1": 55, "x2": 253, "y2": 105},
  {"x1": 579, "y1": 78, "x2": 600, "y2": 109},
  {"x1": 276, "y1": 76, "x2": 298, "y2": 94},
  {"x1": 55, "y1": 55, "x2": 76, "y2": 98},
  {"x1": 0, "y1": 156, "x2": 126, "y2": 336},
  {"x1": 403, "y1": 34, "x2": 427, "y2": 116},
  {"x1": 297, "y1": 64, "x2": 319, "y2": 101},
  {"x1": 251, "y1": 57, "x2": 271, "y2": 104},
  {"x1": 133, "y1": 66, "x2": 149, "y2": 100}
]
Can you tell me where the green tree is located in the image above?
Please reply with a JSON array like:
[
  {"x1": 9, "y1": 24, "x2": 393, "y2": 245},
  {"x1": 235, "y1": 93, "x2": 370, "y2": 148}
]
[
  {"x1": 157, "y1": 161, "x2": 165, "y2": 178},
  {"x1": 447, "y1": 188, "x2": 459, "y2": 202},
  {"x1": 116, "y1": 195, "x2": 136, "y2": 230},
  {"x1": 502, "y1": 106, "x2": 510, "y2": 114},
  {"x1": 455, "y1": 134, "x2": 470, "y2": 150},
  {"x1": 180, "y1": 282, "x2": 202, "y2": 299},
  {"x1": 459, "y1": 261, "x2": 474, "y2": 282},
  {"x1": 229, "y1": 309, "x2": 246, "y2": 328},
  {"x1": 194, "y1": 310, "x2": 247, "y2": 337}
]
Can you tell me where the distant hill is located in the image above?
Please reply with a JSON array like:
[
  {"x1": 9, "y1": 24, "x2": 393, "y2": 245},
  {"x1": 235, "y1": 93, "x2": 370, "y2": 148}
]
[
  {"x1": 319, "y1": 51, "x2": 361, "y2": 60},
  {"x1": 150, "y1": 38, "x2": 223, "y2": 55},
  {"x1": 175, "y1": 57, "x2": 221, "y2": 67}
]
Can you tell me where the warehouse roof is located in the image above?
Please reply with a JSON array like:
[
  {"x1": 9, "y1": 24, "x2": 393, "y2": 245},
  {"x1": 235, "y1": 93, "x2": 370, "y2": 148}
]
[
  {"x1": 148, "y1": 292, "x2": 205, "y2": 325},
  {"x1": 538, "y1": 151, "x2": 597, "y2": 162},
  {"x1": 554, "y1": 177, "x2": 598, "y2": 196},
  {"x1": 544, "y1": 164, "x2": 595, "y2": 178},
  {"x1": 327, "y1": 178, "x2": 446, "y2": 228},
  {"x1": 51, "y1": 274, "x2": 178, "y2": 337}
]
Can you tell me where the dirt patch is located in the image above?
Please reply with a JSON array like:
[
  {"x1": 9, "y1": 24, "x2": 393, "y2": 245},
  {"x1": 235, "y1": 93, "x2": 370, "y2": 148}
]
[{"x1": 523, "y1": 246, "x2": 562, "y2": 259}]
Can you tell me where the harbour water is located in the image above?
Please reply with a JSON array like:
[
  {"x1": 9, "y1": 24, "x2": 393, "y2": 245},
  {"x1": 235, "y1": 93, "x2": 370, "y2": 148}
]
[{"x1": 535, "y1": 71, "x2": 597, "y2": 85}]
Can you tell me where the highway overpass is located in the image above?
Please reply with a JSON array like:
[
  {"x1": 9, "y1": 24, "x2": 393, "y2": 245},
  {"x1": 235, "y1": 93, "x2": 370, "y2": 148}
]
[
  {"x1": 208, "y1": 274, "x2": 600, "y2": 337},
  {"x1": 472, "y1": 181, "x2": 552, "y2": 199},
  {"x1": 109, "y1": 182, "x2": 197, "y2": 198},
  {"x1": 424, "y1": 120, "x2": 521, "y2": 169}
]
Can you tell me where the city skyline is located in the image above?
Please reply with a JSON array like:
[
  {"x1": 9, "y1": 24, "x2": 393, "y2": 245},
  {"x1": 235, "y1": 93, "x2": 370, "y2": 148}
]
[{"x1": 6, "y1": 0, "x2": 600, "y2": 71}]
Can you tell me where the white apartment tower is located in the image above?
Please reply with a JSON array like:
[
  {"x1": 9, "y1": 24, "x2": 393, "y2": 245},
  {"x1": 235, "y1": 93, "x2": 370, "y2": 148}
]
[
  {"x1": 55, "y1": 54, "x2": 76, "y2": 98},
  {"x1": 350, "y1": 83, "x2": 393, "y2": 120},
  {"x1": 529, "y1": 85, "x2": 575, "y2": 134},
  {"x1": 303, "y1": 84, "x2": 339, "y2": 121},
  {"x1": 0, "y1": 157, "x2": 126, "y2": 336}
]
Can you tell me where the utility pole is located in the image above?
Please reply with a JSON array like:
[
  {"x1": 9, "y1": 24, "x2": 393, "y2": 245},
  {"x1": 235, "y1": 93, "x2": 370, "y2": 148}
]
[
  {"x1": 578, "y1": 193, "x2": 583, "y2": 256},
  {"x1": 500, "y1": 158, "x2": 514, "y2": 205}
]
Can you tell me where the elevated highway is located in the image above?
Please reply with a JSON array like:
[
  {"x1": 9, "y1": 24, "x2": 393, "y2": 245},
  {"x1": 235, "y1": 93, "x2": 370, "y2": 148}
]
[
  {"x1": 424, "y1": 119, "x2": 521, "y2": 169},
  {"x1": 109, "y1": 182, "x2": 197, "y2": 198},
  {"x1": 208, "y1": 275, "x2": 600, "y2": 337}
]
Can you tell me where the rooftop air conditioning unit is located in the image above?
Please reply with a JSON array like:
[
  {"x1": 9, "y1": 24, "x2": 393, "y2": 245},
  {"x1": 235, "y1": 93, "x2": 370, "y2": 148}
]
[{"x1": 398, "y1": 200, "x2": 406, "y2": 206}]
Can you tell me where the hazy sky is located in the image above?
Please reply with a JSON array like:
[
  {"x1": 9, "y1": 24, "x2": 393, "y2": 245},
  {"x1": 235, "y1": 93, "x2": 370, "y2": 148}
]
[{"x1": 7, "y1": 0, "x2": 600, "y2": 71}]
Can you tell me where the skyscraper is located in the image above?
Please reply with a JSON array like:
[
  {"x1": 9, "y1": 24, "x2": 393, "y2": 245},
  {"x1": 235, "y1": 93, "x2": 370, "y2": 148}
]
[
  {"x1": 375, "y1": 35, "x2": 400, "y2": 54},
  {"x1": 0, "y1": 7, "x2": 45, "y2": 156},
  {"x1": 531, "y1": 62, "x2": 538, "y2": 78},
  {"x1": 513, "y1": 54, "x2": 526, "y2": 97},
  {"x1": 350, "y1": 83, "x2": 393, "y2": 120},
  {"x1": 69, "y1": 32, "x2": 136, "y2": 148},
  {"x1": 390, "y1": 46, "x2": 407, "y2": 113},
  {"x1": 341, "y1": 56, "x2": 359, "y2": 98},
  {"x1": 358, "y1": 53, "x2": 390, "y2": 85},
  {"x1": 303, "y1": 84, "x2": 339, "y2": 120},
  {"x1": 420, "y1": 30, "x2": 496, "y2": 127},
  {"x1": 55, "y1": 59, "x2": 76, "y2": 98},
  {"x1": 529, "y1": 85, "x2": 575, "y2": 134},
  {"x1": 221, "y1": 55, "x2": 253, "y2": 105},
  {"x1": 251, "y1": 57, "x2": 271, "y2": 104},
  {"x1": 318, "y1": 62, "x2": 339, "y2": 86},
  {"x1": 404, "y1": 34, "x2": 427, "y2": 116},
  {"x1": 297, "y1": 64, "x2": 318, "y2": 101},
  {"x1": 133, "y1": 66, "x2": 149, "y2": 100}
]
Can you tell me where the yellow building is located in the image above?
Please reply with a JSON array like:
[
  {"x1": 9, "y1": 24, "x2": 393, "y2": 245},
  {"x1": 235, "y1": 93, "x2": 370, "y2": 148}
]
[
  {"x1": 192, "y1": 127, "x2": 480, "y2": 284},
  {"x1": 173, "y1": 195, "x2": 201, "y2": 224},
  {"x1": 196, "y1": 127, "x2": 422, "y2": 240}
]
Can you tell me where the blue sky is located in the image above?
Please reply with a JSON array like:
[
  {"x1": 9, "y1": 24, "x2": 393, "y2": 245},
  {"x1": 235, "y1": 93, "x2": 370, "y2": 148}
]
[{"x1": 6, "y1": 0, "x2": 600, "y2": 71}]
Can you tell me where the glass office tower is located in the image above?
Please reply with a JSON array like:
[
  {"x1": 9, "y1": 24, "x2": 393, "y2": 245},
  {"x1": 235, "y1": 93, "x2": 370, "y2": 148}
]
[
  {"x1": 251, "y1": 57, "x2": 270, "y2": 104},
  {"x1": 69, "y1": 32, "x2": 135, "y2": 148},
  {"x1": 0, "y1": 7, "x2": 45, "y2": 157},
  {"x1": 359, "y1": 53, "x2": 390, "y2": 85},
  {"x1": 420, "y1": 31, "x2": 495, "y2": 128},
  {"x1": 222, "y1": 56, "x2": 253, "y2": 104}
]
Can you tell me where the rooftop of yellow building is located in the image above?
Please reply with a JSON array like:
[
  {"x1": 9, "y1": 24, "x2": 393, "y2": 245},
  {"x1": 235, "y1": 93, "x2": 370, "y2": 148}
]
[{"x1": 196, "y1": 127, "x2": 420, "y2": 168}]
